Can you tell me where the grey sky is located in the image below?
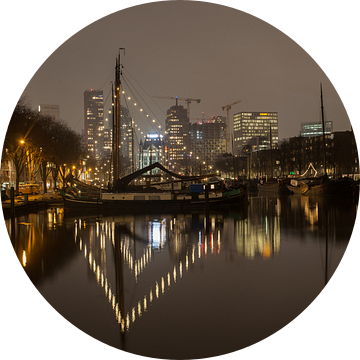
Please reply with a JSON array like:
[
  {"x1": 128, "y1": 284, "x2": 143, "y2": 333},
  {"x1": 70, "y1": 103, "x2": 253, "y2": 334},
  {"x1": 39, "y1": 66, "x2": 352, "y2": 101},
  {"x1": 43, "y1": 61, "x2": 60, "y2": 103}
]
[{"x1": 18, "y1": 1, "x2": 352, "y2": 141}]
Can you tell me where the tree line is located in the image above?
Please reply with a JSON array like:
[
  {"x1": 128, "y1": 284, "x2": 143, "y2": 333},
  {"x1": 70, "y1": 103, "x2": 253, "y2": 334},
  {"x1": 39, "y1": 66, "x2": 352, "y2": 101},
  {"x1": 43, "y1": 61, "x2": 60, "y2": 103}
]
[{"x1": 2, "y1": 98, "x2": 84, "y2": 194}]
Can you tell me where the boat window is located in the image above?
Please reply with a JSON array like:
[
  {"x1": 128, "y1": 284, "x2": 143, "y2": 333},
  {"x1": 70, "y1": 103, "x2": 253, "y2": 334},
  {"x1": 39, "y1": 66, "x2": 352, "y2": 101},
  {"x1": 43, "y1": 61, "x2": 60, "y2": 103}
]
[
  {"x1": 134, "y1": 196, "x2": 145, "y2": 201},
  {"x1": 149, "y1": 196, "x2": 160, "y2": 201}
]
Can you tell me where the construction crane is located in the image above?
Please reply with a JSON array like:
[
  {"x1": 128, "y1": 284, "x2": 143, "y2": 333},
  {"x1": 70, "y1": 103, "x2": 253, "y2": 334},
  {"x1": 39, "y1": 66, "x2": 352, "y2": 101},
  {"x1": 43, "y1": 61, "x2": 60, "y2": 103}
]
[
  {"x1": 222, "y1": 100, "x2": 241, "y2": 154},
  {"x1": 152, "y1": 95, "x2": 201, "y2": 119}
]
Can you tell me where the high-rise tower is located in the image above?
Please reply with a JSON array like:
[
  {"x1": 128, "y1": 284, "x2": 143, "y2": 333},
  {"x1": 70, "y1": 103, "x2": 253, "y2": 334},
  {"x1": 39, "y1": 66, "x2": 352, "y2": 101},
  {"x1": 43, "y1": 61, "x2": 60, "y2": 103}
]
[
  {"x1": 84, "y1": 89, "x2": 104, "y2": 159},
  {"x1": 233, "y1": 112, "x2": 279, "y2": 154},
  {"x1": 165, "y1": 101, "x2": 190, "y2": 169}
]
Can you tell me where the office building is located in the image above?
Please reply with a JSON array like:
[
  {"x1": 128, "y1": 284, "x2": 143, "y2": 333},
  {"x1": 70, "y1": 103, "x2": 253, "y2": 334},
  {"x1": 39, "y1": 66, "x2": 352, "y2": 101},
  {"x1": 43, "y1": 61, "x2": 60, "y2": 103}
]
[
  {"x1": 190, "y1": 116, "x2": 226, "y2": 166},
  {"x1": 38, "y1": 104, "x2": 60, "y2": 121},
  {"x1": 233, "y1": 112, "x2": 279, "y2": 154},
  {"x1": 139, "y1": 133, "x2": 165, "y2": 173},
  {"x1": 165, "y1": 101, "x2": 190, "y2": 169},
  {"x1": 84, "y1": 89, "x2": 104, "y2": 160},
  {"x1": 300, "y1": 121, "x2": 333, "y2": 138}
]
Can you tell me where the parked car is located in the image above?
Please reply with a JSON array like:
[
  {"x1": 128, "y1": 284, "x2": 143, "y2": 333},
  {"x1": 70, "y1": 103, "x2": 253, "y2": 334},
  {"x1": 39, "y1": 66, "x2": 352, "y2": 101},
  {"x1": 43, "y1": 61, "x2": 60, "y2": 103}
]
[{"x1": 18, "y1": 184, "x2": 40, "y2": 195}]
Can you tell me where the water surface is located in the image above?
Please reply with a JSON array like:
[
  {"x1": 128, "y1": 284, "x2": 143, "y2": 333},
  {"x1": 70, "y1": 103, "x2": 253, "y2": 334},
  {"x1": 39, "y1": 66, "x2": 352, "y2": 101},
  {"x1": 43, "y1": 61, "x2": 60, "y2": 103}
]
[{"x1": 6, "y1": 195, "x2": 357, "y2": 359}]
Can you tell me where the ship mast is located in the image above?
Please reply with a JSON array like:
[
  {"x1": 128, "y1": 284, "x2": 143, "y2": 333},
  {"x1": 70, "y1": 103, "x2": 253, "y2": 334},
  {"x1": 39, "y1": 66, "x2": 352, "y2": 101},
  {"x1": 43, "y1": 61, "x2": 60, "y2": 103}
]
[
  {"x1": 320, "y1": 83, "x2": 327, "y2": 175},
  {"x1": 113, "y1": 48, "x2": 125, "y2": 182}
]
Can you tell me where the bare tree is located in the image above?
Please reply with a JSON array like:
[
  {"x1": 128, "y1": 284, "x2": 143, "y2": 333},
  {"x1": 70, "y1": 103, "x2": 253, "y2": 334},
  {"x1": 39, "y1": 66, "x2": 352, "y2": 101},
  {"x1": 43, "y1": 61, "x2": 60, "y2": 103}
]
[{"x1": 2, "y1": 101, "x2": 84, "y2": 192}]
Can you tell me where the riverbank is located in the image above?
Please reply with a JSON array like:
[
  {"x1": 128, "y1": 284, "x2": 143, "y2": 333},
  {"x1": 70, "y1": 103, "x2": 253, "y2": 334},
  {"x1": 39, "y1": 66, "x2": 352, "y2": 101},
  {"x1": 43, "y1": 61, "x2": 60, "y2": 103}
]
[{"x1": 1, "y1": 193, "x2": 63, "y2": 219}]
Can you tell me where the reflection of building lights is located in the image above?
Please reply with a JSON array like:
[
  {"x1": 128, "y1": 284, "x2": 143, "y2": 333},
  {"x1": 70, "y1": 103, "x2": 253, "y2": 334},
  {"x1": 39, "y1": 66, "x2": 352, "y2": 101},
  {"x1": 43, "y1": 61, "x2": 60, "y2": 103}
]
[
  {"x1": 22, "y1": 251, "x2": 27, "y2": 267},
  {"x1": 138, "y1": 301, "x2": 142, "y2": 317},
  {"x1": 96, "y1": 266, "x2": 100, "y2": 284},
  {"x1": 263, "y1": 241, "x2": 271, "y2": 259},
  {"x1": 74, "y1": 215, "x2": 231, "y2": 335},
  {"x1": 150, "y1": 221, "x2": 163, "y2": 249},
  {"x1": 218, "y1": 231, "x2": 221, "y2": 253},
  {"x1": 132, "y1": 308, "x2": 136, "y2": 323},
  {"x1": 304, "y1": 200, "x2": 319, "y2": 225}
]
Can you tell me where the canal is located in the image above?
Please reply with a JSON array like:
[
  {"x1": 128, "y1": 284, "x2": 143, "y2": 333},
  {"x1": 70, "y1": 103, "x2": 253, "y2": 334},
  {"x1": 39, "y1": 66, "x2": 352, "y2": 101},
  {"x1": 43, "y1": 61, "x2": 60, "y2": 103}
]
[{"x1": 3, "y1": 194, "x2": 358, "y2": 359}]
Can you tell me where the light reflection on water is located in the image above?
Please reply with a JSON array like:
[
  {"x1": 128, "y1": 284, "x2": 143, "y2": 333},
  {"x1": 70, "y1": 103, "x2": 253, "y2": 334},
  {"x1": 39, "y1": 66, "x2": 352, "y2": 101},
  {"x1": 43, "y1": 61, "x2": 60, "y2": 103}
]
[{"x1": 6, "y1": 195, "x2": 357, "y2": 359}]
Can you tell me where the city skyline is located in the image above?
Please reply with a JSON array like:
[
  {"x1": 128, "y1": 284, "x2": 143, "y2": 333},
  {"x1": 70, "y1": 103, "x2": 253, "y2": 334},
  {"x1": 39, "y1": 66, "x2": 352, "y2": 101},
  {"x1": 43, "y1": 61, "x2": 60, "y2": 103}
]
[{"x1": 6, "y1": 1, "x2": 355, "y2": 144}]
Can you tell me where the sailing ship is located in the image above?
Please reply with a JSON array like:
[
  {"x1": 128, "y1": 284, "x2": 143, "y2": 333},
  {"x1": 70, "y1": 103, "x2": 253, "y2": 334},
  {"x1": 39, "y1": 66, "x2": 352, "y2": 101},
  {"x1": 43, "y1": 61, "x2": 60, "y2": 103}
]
[
  {"x1": 287, "y1": 175, "x2": 355, "y2": 196},
  {"x1": 287, "y1": 85, "x2": 357, "y2": 197},
  {"x1": 60, "y1": 50, "x2": 248, "y2": 212},
  {"x1": 60, "y1": 162, "x2": 247, "y2": 212},
  {"x1": 61, "y1": 186, "x2": 246, "y2": 212}
]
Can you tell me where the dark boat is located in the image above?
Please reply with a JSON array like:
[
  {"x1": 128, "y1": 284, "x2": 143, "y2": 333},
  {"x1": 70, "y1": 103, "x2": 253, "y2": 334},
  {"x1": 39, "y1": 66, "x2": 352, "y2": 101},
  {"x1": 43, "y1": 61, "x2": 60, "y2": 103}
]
[
  {"x1": 287, "y1": 175, "x2": 356, "y2": 197},
  {"x1": 287, "y1": 85, "x2": 358, "y2": 198},
  {"x1": 60, "y1": 161, "x2": 248, "y2": 213},
  {"x1": 258, "y1": 178, "x2": 291, "y2": 195},
  {"x1": 60, "y1": 185, "x2": 247, "y2": 213}
]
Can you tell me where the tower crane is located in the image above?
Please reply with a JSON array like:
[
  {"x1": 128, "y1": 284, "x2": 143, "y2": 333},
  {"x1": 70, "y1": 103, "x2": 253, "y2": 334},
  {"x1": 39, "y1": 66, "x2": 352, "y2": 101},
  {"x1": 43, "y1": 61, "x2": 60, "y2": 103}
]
[
  {"x1": 152, "y1": 95, "x2": 201, "y2": 119},
  {"x1": 222, "y1": 100, "x2": 241, "y2": 154}
]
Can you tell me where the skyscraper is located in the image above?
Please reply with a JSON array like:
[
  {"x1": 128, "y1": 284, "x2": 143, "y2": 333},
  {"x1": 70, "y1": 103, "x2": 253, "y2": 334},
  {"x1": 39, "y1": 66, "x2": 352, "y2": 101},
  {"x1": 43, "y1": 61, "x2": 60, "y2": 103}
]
[
  {"x1": 165, "y1": 101, "x2": 190, "y2": 169},
  {"x1": 190, "y1": 116, "x2": 226, "y2": 166},
  {"x1": 233, "y1": 112, "x2": 279, "y2": 154},
  {"x1": 300, "y1": 121, "x2": 333, "y2": 138},
  {"x1": 84, "y1": 89, "x2": 104, "y2": 159}
]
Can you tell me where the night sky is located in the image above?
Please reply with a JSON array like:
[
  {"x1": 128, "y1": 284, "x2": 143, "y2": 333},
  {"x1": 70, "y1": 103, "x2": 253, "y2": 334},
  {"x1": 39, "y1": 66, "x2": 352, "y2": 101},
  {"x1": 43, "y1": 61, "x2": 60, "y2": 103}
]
[{"x1": 4, "y1": 1, "x2": 356, "y2": 141}]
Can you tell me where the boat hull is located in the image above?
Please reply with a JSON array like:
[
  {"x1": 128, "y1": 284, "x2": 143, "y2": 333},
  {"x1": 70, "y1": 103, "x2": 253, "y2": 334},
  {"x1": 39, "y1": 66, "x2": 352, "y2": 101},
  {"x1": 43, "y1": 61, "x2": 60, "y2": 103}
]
[
  {"x1": 61, "y1": 189, "x2": 247, "y2": 213},
  {"x1": 258, "y1": 182, "x2": 291, "y2": 195},
  {"x1": 287, "y1": 185, "x2": 304, "y2": 195},
  {"x1": 287, "y1": 179, "x2": 357, "y2": 197}
]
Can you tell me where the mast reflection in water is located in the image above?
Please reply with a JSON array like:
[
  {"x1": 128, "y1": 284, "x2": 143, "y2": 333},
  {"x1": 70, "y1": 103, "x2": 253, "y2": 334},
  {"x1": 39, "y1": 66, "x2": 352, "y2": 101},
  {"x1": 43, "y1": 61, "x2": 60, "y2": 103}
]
[{"x1": 6, "y1": 195, "x2": 356, "y2": 359}]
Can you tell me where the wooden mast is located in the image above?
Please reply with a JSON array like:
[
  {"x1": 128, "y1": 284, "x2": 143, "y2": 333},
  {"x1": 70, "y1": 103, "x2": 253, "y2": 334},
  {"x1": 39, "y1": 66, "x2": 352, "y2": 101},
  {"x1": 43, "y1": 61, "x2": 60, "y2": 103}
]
[
  {"x1": 131, "y1": 115, "x2": 135, "y2": 173},
  {"x1": 113, "y1": 48, "x2": 125, "y2": 182},
  {"x1": 270, "y1": 124, "x2": 273, "y2": 178},
  {"x1": 320, "y1": 83, "x2": 327, "y2": 175}
]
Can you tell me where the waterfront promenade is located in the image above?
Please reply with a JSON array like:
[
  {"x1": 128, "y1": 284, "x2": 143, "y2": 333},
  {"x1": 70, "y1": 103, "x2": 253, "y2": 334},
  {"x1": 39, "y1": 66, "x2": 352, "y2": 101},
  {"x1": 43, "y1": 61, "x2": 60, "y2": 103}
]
[{"x1": 2, "y1": 192, "x2": 63, "y2": 219}]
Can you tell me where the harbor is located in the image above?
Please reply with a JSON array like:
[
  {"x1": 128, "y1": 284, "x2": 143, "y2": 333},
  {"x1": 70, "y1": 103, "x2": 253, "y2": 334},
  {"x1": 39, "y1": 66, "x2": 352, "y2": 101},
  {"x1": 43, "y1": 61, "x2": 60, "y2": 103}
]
[
  {"x1": 4, "y1": 191, "x2": 357, "y2": 358},
  {"x1": 1, "y1": 2, "x2": 359, "y2": 359}
]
